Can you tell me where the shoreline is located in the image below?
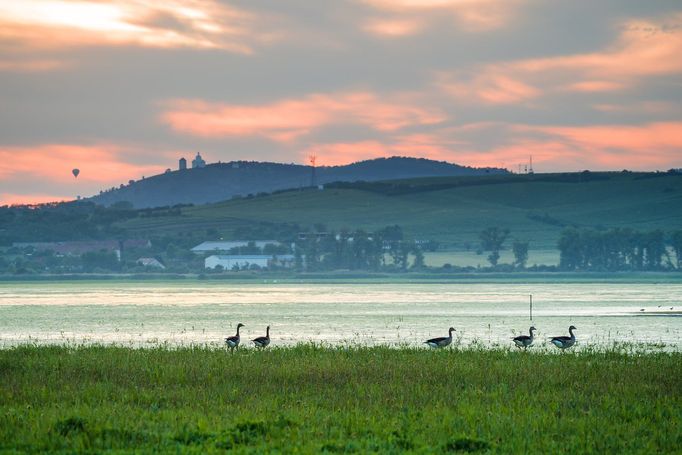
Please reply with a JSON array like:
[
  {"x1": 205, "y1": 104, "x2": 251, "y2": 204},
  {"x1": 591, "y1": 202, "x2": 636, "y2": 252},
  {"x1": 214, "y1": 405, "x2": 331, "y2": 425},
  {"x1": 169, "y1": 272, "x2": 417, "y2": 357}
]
[{"x1": 2, "y1": 270, "x2": 682, "y2": 284}]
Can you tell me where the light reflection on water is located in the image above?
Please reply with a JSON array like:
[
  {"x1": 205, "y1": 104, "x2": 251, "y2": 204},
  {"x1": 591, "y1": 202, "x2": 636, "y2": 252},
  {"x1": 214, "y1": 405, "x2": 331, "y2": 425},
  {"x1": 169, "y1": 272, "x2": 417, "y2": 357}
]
[{"x1": 0, "y1": 282, "x2": 680, "y2": 349}]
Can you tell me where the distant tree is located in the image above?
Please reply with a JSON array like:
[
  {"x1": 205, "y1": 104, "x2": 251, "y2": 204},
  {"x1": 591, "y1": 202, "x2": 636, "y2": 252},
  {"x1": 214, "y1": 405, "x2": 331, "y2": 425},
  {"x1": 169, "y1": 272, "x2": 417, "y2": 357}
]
[
  {"x1": 643, "y1": 230, "x2": 665, "y2": 269},
  {"x1": 422, "y1": 240, "x2": 440, "y2": 252},
  {"x1": 487, "y1": 250, "x2": 500, "y2": 267},
  {"x1": 388, "y1": 241, "x2": 409, "y2": 270},
  {"x1": 558, "y1": 227, "x2": 672, "y2": 271},
  {"x1": 558, "y1": 228, "x2": 582, "y2": 270},
  {"x1": 294, "y1": 247, "x2": 304, "y2": 271},
  {"x1": 512, "y1": 241, "x2": 529, "y2": 268},
  {"x1": 479, "y1": 227, "x2": 510, "y2": 252},
  {"x1": 300, "y1": 238, "x2": 320, "y2": 271},
  {"x1": 479, "y1": 227, "x2": 510, "y2": 267},
  {"x1": 671, "y1": 230, "x2": 682, "y2": 269},
  {"x1": 378, "y1": 225, "x2": 403, "y2": 242},
  {"x1": 81, "y1": 250, "x2": 119, "y2": 272},
  {"x1": 411, "y1": 244, "x2": 425, "y2": 270}
]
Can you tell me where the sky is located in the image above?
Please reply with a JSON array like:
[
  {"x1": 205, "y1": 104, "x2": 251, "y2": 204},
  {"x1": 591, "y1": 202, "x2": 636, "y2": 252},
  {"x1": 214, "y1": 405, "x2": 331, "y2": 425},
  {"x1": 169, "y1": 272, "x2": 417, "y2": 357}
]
[{"x1": 1, "y1": 0, "x2": 681, "y2": 205}]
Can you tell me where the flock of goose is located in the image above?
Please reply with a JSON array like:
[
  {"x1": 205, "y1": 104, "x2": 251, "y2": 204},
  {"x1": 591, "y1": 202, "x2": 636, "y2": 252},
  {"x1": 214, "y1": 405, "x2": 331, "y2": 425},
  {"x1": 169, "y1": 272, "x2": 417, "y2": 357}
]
[
  {"x1": 513, "y1": 325, "x2": 577, "y2": 350},
  {"x1": 224, "y1": 324, "x2": 578, "y2": 351}
]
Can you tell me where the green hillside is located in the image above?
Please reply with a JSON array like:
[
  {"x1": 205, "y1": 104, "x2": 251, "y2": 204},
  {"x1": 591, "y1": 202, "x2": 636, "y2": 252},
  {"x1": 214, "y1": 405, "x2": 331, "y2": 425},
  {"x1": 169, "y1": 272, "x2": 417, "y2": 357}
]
[{"x1": 121, "y1": 171, "x2": 682, "y2": 251}]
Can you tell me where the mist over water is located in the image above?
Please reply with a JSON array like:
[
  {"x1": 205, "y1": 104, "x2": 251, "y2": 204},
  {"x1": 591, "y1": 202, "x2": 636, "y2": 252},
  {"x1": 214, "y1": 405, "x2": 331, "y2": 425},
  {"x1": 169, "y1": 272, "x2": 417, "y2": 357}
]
[{"x1": 0, "y1": 282, "x2": 679, "y2": 349}]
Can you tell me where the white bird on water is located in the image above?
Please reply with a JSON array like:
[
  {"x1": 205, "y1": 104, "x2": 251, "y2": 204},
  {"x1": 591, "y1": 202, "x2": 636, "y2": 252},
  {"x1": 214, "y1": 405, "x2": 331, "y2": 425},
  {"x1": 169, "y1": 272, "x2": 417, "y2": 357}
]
[
  {"x1": 549, "y1": 325, "x2": 577, "y2": 350},
  {"x1": 425, "y1": 327, "x2": 456, "y2": 348}
]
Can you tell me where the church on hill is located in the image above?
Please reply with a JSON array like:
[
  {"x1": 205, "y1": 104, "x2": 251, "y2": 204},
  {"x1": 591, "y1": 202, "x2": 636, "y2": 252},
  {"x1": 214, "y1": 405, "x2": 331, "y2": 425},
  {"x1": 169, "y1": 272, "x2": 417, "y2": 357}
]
[
  {"x1": 178, "y1": 153, "x2": 206, "y2": 171},
  {"x1": 192, "y1": 153, "x2": 206, "y2": 169}
]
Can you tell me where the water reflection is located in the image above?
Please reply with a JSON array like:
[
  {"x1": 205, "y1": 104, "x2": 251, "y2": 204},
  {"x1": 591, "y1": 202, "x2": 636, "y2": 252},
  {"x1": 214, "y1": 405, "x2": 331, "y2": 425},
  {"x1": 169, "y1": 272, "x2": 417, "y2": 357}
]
[{"x1": 0, "y1": 282, "x2": 680, "y2": 349}]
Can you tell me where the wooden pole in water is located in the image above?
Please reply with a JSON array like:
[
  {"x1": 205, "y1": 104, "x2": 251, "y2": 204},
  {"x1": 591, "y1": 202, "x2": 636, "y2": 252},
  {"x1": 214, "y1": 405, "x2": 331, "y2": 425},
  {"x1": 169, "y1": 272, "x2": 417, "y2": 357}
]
[{"x1": 529, "y1": 294, "x2": 533, "y2": 321}]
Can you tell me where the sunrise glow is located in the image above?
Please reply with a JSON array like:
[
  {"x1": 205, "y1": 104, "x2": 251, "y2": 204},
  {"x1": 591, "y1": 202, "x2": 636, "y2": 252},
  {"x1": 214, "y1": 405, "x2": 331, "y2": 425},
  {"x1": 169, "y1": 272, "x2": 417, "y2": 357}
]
[{"x1": 0, "y1": 0, "x2": 681, "y2": 205}]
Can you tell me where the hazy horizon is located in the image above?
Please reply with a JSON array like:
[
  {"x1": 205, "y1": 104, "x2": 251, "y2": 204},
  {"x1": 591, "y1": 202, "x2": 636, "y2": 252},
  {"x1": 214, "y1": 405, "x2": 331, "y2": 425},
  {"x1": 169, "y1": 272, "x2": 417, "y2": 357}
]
[{"x1": 1, "y1": 0, "x2": 681, "y2": 205}]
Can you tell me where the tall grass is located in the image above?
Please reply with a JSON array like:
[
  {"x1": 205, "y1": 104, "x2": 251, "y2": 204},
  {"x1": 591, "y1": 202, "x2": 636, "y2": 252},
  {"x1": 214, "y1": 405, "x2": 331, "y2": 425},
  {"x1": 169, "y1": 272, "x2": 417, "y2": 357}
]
[{"x1": 1, "y1": 345, "x2": 680, "y2": 453}]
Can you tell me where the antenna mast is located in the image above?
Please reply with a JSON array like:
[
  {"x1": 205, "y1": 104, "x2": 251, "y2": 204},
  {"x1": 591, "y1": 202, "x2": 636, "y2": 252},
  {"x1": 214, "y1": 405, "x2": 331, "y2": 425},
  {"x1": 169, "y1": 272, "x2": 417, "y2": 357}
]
[{"x1": 309, "y1": 154, "x2": 317, "y2": 187}]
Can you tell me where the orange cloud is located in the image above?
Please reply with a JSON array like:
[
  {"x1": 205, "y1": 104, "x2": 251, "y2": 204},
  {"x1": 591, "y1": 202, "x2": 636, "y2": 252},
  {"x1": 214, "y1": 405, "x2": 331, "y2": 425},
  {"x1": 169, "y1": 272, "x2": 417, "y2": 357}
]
[
  {"x1": 0, "y1": 58, "x2": 66, "y2": 72},
  {"x1": 437, "y1": 13, "x2": 682, "y2": 104},
  {"x1": 563, "y1": 81, "x2": 627, "y2": 92},
  {"x1": 303, "y1": 121, "x2": 682, "y2": 171},
  {"x1": 162, "y1": 92, "x2": 446, "y2": 141},
  {"x1": 514, "y1": 15, "x2": 682, "y2": 80},
  {"x1": 0, "y1": 193, "x2": 72, "y2": 206},
  {"x1": 439, "y1": 73, "x2": 541, "y2": 104},
  {"x1": 0, "y1": 0, "x2": 268, "y2": 53},
  {"x1": 519, "y1": 122, "x2": 682, "y2": 154},
  {"x1": 592, "y1": 101, "x2": 680, "y2": 115},
  {"x1": 303, "y1": 141, "x2": 395, "y2": 165},
  {"x1": 0, "y1": 144, "x2": 162, "y2": 184},
  {"x1": 360, "y1": 0, "x2": 524, "y2": 32},
  {"x1": 460, "y1": 122, "x2": 682, "y2": 171},
  {"x1": 364, "y1": 18, "x2": 423, "y2": 37},
  {"x1": 302, "y1": 132, "x2": 465, "y2": 166}
]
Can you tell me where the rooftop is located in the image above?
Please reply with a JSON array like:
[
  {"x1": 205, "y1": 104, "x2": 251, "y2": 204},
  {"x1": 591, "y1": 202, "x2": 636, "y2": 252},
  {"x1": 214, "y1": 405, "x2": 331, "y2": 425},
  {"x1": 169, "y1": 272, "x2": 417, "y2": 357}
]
[
  {"x1": 206, "y1": 254, "x2": 295, "y2": 260},
  {"x1": 191, "y1": 240, "x2": 281, "y2": 251}
]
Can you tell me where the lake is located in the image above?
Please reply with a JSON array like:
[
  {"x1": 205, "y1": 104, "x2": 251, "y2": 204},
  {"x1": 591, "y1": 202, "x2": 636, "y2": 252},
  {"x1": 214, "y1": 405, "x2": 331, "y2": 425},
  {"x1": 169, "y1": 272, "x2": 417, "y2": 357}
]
[{"x1": 0, "y1": 281, "x2": 680, "y2": 349}]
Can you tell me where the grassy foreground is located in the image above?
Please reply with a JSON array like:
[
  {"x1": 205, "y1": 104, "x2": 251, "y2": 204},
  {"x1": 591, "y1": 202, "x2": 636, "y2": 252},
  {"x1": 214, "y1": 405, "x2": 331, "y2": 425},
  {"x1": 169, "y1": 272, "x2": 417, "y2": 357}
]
[{"x1": 1, "y1": 346, "x2": 680, "y2": 453}]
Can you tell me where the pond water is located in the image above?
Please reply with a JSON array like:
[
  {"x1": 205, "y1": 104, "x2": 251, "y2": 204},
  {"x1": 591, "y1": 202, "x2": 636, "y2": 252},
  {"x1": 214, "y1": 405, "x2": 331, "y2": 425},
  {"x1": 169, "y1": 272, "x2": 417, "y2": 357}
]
[{"x1": 0, "y1": 282, "x2": 680, "y2": 350}]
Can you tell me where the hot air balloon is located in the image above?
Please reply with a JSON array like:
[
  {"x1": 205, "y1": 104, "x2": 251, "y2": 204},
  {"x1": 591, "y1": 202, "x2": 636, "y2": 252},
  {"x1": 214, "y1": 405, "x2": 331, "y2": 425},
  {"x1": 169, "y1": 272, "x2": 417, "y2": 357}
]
[{"x1": 72, "y1": 168, "x2": 80, "y2": 178}]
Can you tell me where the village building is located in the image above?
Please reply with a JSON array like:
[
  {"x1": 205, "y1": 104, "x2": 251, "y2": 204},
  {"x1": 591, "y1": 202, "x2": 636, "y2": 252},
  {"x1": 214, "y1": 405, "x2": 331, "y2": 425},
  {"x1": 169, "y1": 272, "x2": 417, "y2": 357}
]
[
  {"x1": 12, "y1": 240, "x2": 151, "y2": 261},
  {"x1": 192, "y1": 153, "x2": 206, "y2": 169},
  {"x1": 136, "y1": 257, "x2": 165, "y2": 269},
  {"x1": 191, "y1": 240, "x2": 282, "y2": 254}
]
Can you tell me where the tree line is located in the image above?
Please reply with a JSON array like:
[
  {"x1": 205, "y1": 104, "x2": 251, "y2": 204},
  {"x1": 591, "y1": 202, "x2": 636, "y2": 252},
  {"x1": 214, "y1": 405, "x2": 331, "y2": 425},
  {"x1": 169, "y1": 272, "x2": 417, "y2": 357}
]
[
  {"x1": 558, "y1": 228, "x2": 682, "y2": 271},
  {"x1": 294, "y1": 225, "x2": 425, "y2": 272}
]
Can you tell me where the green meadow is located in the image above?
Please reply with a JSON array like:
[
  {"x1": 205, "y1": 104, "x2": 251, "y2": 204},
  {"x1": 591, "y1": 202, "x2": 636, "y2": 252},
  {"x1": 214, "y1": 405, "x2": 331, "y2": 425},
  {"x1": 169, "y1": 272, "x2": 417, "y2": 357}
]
[
  {"x1": 121, "y1": 172, "x2": 682, "y2": 250},
  {"x1": 1, "y1": 345, "x2": 680, "y2": 453}
]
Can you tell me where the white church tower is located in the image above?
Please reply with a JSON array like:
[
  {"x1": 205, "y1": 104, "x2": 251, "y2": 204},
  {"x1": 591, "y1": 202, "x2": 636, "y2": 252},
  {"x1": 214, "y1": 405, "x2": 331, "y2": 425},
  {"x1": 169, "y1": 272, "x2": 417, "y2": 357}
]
[{"x1": 192, "y1": 153, "x2": 206, "y2": 169}]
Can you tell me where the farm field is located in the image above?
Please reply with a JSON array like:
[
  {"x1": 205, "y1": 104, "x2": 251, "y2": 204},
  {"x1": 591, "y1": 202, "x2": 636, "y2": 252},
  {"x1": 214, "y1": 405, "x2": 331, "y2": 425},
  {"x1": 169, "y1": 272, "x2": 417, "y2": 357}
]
[
  {"x1": 120, "y1": 172, "x2": 682, "y2": 250},
  {"x1": 423, "y1": 249, "x2": 561, "y2": 267},
  {"x1": 0, "y1": 345, "x2": 679, "y2": 453}
]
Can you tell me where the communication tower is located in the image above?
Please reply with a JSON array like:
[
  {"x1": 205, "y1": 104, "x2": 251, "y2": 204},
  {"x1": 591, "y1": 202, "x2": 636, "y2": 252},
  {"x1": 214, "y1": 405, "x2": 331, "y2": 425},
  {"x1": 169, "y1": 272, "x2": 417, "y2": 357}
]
[{"x1": 309, "y1": 154, "x2": 317, "y2": 187}]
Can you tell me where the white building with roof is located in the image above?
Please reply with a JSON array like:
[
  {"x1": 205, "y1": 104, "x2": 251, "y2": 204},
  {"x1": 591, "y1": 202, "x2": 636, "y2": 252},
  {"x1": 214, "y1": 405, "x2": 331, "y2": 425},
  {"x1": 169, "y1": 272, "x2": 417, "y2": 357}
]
[
  {"x1": 205, "y1": 254, "x2": 295, "y2": 270},
  {"x1": 192, "y1": 153, "x2": 206, "y2": 168},
  {"x1": 191, "y1": 240, "x2": 282, "y2": 254}
]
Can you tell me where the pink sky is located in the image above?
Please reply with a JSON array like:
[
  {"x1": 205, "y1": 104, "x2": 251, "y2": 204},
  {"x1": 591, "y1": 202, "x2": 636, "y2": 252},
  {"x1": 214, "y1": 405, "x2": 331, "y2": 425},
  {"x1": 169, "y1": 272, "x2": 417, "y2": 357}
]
[{"x1": 1, "y1": 1, "x2": 681, "y2": 205}]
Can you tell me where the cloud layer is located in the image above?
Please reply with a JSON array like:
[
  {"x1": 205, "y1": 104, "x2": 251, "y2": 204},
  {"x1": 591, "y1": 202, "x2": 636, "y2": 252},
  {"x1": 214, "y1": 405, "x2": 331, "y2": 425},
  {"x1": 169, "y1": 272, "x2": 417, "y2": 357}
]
[{"x1": 1, "y1": 1, "x2": 681, "y2": 204}]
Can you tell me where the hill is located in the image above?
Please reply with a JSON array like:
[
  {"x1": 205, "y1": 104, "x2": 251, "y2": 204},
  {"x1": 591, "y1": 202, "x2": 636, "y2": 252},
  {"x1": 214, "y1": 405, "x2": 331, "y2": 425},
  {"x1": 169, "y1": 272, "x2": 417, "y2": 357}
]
[
  {"x1": 120, "y1": 171, "x2": 682, "y2": 250},
  {"x1": 89, "y1": 157, "x2": 506, "y2": 208}
]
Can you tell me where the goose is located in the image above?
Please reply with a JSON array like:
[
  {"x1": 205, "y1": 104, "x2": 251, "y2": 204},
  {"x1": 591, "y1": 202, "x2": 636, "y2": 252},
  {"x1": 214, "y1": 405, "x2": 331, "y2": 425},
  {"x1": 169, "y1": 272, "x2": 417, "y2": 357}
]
[
  {"x1": 513, "y1": 326, "x2": 537, "y2": 349},
  {"x1": 252, "y1": 326, "x2": 270, "y2": 348},
  {"x1": 425, "y1": 327, "x2": 456, "y2": 348},
  {"x1": 224, "y1": 323, "x2": 244, "y2": 353},
  {"x1": 549, "y1": 325, "x2": 577, "y2": 350}
]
